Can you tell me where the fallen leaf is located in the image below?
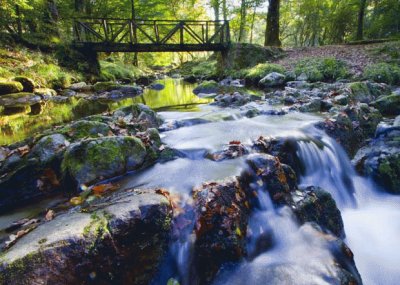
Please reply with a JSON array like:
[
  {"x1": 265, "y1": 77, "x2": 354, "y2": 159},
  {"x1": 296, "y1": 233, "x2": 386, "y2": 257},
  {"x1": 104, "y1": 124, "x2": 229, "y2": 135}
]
[
  {"x1": 70, "y1": 196, "x2": 83, "y2": 205},
  {"x1": 17, "y1": 145, "x2": 30, "y2": 157},
  {"x1": 91, "y1": 183, "x2": 119, "y2": 196}
]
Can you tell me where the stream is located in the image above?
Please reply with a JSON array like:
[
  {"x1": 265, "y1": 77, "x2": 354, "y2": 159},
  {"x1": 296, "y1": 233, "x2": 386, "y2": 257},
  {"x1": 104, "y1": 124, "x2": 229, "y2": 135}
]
[{"x1": 1, "y1": 78, "x2": 399, "y2": 284}]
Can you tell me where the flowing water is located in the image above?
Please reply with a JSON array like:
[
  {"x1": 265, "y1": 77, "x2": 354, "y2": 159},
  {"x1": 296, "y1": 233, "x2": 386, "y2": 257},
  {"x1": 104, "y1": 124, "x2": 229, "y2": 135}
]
[{"x1": 1, "y1": 79, "x2": 399, "y2": 284}]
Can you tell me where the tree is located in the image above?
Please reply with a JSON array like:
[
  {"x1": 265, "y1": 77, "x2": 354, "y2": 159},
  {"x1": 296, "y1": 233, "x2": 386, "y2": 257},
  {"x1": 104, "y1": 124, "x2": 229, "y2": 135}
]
[
  {"x1": 265, "y1": 0, "x2": 281, "y2": 46},
  {"x1": 356, "y1": 0, "x2": 367, "y2": 40},
  {"x1": 238, "y1": 0, "x2": 247, "y2": 42}
]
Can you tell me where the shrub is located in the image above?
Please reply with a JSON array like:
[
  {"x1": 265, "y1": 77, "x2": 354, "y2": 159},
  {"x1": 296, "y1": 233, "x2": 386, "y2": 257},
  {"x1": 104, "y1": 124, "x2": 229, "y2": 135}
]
[
  {"x1": 99, "y1": 61, "x2": 143, "y2": 82},
  {"x1": 363, "y1": 63, "x2": 400, "y2": 85},
  {"x1": 244, "y1": 63, "x2": 285, "y2": 83},
  {"x1": 295, "y1": 57, "x2": 350, "y2": 82}
]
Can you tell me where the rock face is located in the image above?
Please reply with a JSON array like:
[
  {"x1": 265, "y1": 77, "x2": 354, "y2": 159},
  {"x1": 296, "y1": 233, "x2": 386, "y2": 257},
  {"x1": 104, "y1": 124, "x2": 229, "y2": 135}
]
[
  {"x1": 353, "y1": 118, "x2": 400, "y2": 194},
  {"x1": 193, "y1": 179, "x2": 249, "y2": 284},
  {"x1": 62, "y1": 136, "x2": 148, "y2": 188},
  {"x1": 0, "y1": 189, "x2": 173, "y2": 285}
]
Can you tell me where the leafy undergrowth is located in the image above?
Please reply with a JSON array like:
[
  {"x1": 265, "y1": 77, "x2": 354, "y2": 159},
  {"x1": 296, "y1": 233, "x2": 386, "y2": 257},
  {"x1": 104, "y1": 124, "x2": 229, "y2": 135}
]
[
  {"x1": 172, "y1": 58, "x2": 218, "y2": 79},
  {"x1": 99, "y1": 60, "x2": 146, "y2": 82},
  {"x1": 0, "y1": 46, "x2": 83, "y2": 89},
  {"x1": 294, "y1": 57, "x2": 350, "y2": 82}
]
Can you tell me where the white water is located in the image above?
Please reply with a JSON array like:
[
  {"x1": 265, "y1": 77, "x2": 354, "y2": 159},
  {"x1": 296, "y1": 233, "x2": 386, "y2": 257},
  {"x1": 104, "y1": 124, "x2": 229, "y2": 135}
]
[
  {"x1": 119, "y1": 102, "x2": 400, "y2": 284},
  {"x1": 296, "y1": 135, "x2": 400, "y2": 285}
]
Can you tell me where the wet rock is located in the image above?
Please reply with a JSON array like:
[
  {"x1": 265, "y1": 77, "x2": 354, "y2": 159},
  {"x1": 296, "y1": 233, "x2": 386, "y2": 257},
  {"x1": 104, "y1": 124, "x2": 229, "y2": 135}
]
[
  {"x1": 353, "y1": 120, "x2": 400, "y2": 194},
  {"x1": 57, "y1": 120, "x2": 111, "y2": 140},
  {"x1": 0, "y1": 82, "x2": 23, "y2": 95},
  {"x1": 50, "y1": 96, "x2": 70, "y2": 103},
  {"x1": 371, "y1": 93, "x2": 400, "y2": 116},
  {"x1": 213, "y1": 92, "x2": 250, "y2": 107},
  {"x1": 291, "y1": 186, "x2": 345, "y2": 238},
  {"x1": 69, "y1": 81, "x2": 91, "y2": 92},
  {"x1": 61, "y1": 89, "x2": 77, "y2": 97},
  {"x1": 113, "y1": 103, "x2": 163, "y2": 130},
  {"x1": 33, "y1": 88, "x2": 57, "y2": 99},
  {"x1": 149, "y1": 83, "x2": 165, "y2": 90},
  {"x1": 0, "y1": 93, "x2": 42, "y2": 107},
  {"x1": 207, "y1": 141, "x2": 249, "y2": 161},
  {"x1": 259, "y1": 72, "x2": 285, "y2": 88},
  {"x1": 61, "y1": 136, "x2": 148, "y2": 188},
  {"x1": 333, "y1": 94, "x2": 348, "y2": 105},
  {"x1": 13, "y1": 77, "x2": 35, "y2": 92},
  {"x1": 239, "y1": 153, "x2": 295, "y2": 205},
  {"x1": 0, "y1": 189, "x2": 172, "y2": 285},
  {"x1": 193, "y1": 179, "x2": 249, "y2": 284},
  {"x1": 286, "y1": 81, "x2": 310, "y2": 89},
  {"x1": 193, "y1": 80, "x2": 219, "y2": 95},
  {"x1": 298, "y1": 98, "x2": 322, "y2": 113},
  {"x1": 220, "y1": 78, "x2": 245, "y2": 88}
]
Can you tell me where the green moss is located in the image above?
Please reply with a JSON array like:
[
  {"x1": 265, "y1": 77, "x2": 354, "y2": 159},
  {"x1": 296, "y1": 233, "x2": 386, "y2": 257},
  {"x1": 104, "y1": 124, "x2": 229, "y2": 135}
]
[
  {"x1": 372, "y1": 93, "x2": 400, "y2": 116},
  {"x1": 363, "y1": 63, "x2": 400, "y2": 85},
  {"x1": 93, "y1": 81, "x2": 121, "y2": 92},
  {"x1": 244, "y1": 63, "x2": 285, "y2": 83},
  {"x1": 295, "y1": 57, "x2": 350, "y2": 82},
  {"x1": 99, "y1": 60, "x2": 143, "y2": 82},
  {"x1": 58, "y1": 120, "x2": 111, "y2": 140},
  {"x1": 0, "y1": 81, "x2": 24, "y2": 95}
]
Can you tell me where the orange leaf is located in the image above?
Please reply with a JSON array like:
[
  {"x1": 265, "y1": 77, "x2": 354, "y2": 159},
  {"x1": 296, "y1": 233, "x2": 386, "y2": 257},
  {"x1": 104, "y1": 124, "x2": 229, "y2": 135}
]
[{"x1": 92, "y1": 183, "x2": 119, "y2": 196}]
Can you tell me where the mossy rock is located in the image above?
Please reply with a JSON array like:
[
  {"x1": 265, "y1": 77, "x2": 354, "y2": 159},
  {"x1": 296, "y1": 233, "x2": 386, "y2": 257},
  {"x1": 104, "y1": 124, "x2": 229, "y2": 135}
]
[
  {"x1": 34, "y1": 88, "x2": 57, "y2": 97},
  {"x1": 93, "y1": 81, "x2": 121, "y2": 92},
  {"x1": 244, "y1": 63, "x2": 286, "y2": 84},
  {"x1": 348, "y1": 82, "x2": 390, "y2": 103},
  {"x1": 13, "y1": 77, "x2": 36, "y2": 92},
  {"x1": 62, "y1": 136, "x2": 147, "y2": 187},
  {"x1": 0, "y1": 82, "x2": 24, "y2": 96},
  {"x1": 58, "y1": 120, "x2": 111, "y2": 140},
  {"x1": 371, "y1": 94, "x2": 400, "y2": 116}
]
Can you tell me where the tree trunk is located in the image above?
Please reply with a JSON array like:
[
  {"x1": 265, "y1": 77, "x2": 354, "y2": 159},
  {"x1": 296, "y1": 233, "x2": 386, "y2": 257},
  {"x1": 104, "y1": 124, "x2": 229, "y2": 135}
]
[
  {"x1": 15, "y1": 5, "x2": 22, "y2": 36},
  {"x1": 222, "y1": 0, "x2": 228, "y2": 21},
  {"x1": 356, "y1": 0, "x2": 367, "y2": 40},
  {"x1": 264, "y1": 0, "x2": 281, "y2": 47},
  {"x1": 238, "y1": 0, "x2": 247, "y2": 42},
  {"x1": 250, "y1": 6, "x2": 256, "y2": 44}
]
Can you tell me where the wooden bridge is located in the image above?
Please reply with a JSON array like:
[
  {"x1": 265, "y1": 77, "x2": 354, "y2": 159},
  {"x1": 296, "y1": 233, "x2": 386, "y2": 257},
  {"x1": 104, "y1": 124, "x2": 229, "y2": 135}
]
[{"x1": 73, "y1": 18, "x2": 231, "y2": 53}]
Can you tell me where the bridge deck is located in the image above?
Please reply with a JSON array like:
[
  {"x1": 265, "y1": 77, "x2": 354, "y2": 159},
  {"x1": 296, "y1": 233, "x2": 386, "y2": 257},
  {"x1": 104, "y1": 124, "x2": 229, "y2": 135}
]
[{"x1": 73, "y1": 18, "x2": 230, "y2": 52}]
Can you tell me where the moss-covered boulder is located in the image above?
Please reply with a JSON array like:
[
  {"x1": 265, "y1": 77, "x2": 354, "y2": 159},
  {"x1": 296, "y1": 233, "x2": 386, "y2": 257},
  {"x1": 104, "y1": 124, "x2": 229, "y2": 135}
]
[
  {"x1": 0, "y1": 189, "x2": 172, "y2": 285},
  {"x1": 371, "y1": 94, "x2": 400, "y2": 116},
  {"x1": 62, "y1": 136, "x2": 148, "y2": 188},
  {"x1": 0, "y1": 92, "x2": 42, "y2": 107},
  {"x1": 93, "y1": 81, "x2": 121, "y2": 92},
  {"x1": 348, "y1": 81, "x2": 390, "y2": 104},
  {"x1": 0, "y1": 82, "x2": 24, "y2": 96},
  {"x1": 292, "y1": 186, "x2": 345, "y2": 238},
  {"x1": 33, "y1": 88, "x2": 57, "y2": 98},
  {"x1": 113, "y1": 103, "x2": 163, "y2": 130},
  {"x1": 13, "y1": 77, "x2": 35, "y2": 92}
]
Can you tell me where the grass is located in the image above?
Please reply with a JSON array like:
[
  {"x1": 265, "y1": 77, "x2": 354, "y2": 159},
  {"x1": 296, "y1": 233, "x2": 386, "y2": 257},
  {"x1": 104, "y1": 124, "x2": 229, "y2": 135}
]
[
  {"x1": 363, "y1": 63, "x2": 400, "y2": 85},
  {"x1": 99, "y1": 60, "x2": 144, "y2": 82},
  {"x1": 294, "y1": 57, "x2": 350, "y2": 82}
]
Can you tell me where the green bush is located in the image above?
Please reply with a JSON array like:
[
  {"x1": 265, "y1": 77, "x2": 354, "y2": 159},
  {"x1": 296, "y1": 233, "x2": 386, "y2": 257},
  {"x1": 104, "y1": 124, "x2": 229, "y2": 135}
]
[
  {"x1": 295, "y1": 57, "x2": 350, "y2": 82},
  {"x1": 363, "y1": 63, "x2": 400, "y2": 85},
  {"x1": 244, "y1": 63, "x2": 285, "y2": 83}
]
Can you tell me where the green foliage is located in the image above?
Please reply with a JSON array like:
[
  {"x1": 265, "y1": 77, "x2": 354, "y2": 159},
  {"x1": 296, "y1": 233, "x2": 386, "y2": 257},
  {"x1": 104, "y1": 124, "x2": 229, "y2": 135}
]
[
  {"x1": 99, "y1": 60, "x2": 143, "y2": 82},
  {"x1": 294, "y1": 57, "x2": 350, "y2": 82},
  {"x1": 244, "y1": 63, "x2": 285, "y2": 83},
  {"x1": 363, "y1": 63, "x2": 400, "y2": 85},
  {"x1": 174, "y1": 58, "x2": 217, "y2": 79}
]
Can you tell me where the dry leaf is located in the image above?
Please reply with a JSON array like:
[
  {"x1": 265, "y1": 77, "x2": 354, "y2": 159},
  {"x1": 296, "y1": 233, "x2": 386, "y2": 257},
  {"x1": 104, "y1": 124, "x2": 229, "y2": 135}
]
[{"x1": 91, "y1": 183, "x2": 119, "y2": 196}]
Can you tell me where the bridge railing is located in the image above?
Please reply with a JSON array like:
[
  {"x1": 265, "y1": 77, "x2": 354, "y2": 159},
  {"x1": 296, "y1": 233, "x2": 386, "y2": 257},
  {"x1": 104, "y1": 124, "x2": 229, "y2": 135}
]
[{"x1": 73, "y1": 18, "x2": 230, "y2": 46}]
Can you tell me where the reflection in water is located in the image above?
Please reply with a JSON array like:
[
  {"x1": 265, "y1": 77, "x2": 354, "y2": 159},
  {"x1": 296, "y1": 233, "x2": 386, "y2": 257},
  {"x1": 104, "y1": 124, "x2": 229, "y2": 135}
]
[{"x1": 0, "y1": 78, "x2": 210, "y2": 145}]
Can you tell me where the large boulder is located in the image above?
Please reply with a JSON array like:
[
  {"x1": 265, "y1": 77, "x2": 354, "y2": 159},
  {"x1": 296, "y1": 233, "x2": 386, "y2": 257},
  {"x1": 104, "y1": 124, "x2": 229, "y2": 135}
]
[
  {"x1": 347, "y1": 81, "x2": 390, "y2": 104},
  {"x1": 57, "y1": 120, "x2": 111, "y2": 140},
  {"x1": 0, "y1": 93, "x2": 42, "y2": 107},
  {"x1": 193, "y1": 80, "x2": 219, "y2": 95},
  {"x1": 0, "y1": 82, "x2": 23, "y2": 95},
  {"x1": 62, "y1": 136, "x2": 148, "y2": 188},
  {"x1": 353, "y1": 119, "x2": 400, "y2": 194},
  {"x1": 193, "y1": 179, "x2": 249, "y2": 284},
  {"x1": 0, "y1": 189, "x2": 172, "y2": 285},
  {"x1": 371, "y1": 93, "x2": 400, "y2": 116}
]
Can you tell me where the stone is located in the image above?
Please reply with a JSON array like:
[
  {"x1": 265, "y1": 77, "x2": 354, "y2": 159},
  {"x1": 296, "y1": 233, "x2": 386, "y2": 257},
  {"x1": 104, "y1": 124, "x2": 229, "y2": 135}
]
[
  {"x1": 69, "y1": 81, "x2": 89, "y2": 91},
  {"x1": 13, "y1": 77, "x2": 35, "y2": 92},
  {"x1": 0, "y1": 189, "x2": 172, "y2": 285},
  {"x1": 333, "y1": 94, "x2": 348, "y2": 105},
  {"x1": 348, "y1": 81, "x2": 390, "y2": 104},
  {"x1": 299, "y1": 98, "x2": 322, "y2": 113},
  {"x1": 0, "y1": 82, "x2": 23, "y2": 95},
  {"x1": 193, "y1": 80, "x2": 219, "y2": 95},
  {"x1": 149, "y1": 83, "x2": 165, "y2": 90},
  {"x1": 33, "y1": 88, "x2": 57, "y2": 99},
  {"x1": 61, "y1": 136, "x2": 148, "y2": 188},
  {"x1": 259, "y1": 72, "x2": 286, "y2": 88},
  {"x1": 28, "y1": 134, "x2": 69, "y2": 164}
]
